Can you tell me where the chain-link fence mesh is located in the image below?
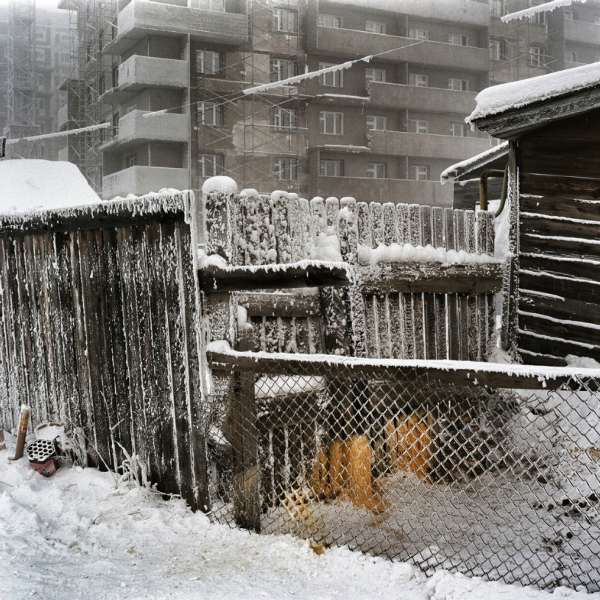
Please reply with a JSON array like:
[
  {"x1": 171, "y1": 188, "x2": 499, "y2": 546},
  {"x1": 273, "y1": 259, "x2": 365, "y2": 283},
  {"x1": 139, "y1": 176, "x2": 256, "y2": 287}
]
[{"x1": 206, "y1": 359, "x2": 600, "y2": 591}]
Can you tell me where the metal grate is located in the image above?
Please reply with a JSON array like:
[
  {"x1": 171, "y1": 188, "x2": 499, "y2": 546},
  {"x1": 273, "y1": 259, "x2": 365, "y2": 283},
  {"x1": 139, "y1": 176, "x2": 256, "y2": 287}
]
[{"x1": 206, "y1": 358, "x2": 600, "y2": 591}]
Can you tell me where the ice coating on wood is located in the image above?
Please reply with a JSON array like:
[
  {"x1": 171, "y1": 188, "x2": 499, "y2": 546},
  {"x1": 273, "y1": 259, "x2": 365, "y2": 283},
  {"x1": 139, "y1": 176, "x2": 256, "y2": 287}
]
[
  {"x1": 468, "y1": 62, "x2": 600, "y2": 123},
  {"x1": 202, "y1": 176, "x2": 238, "y2": 196},
  {"x1": 440, "y1": 142, "x2": 509, "y2": 183}
]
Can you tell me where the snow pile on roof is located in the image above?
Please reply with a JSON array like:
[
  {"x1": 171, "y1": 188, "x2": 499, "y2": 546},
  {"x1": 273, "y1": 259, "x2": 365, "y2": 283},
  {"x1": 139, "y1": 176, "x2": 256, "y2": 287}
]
[
  {"x1": 0, "y1": 159, "x2": 100, "y2": 214},
  {"x1": 467, "y1": 62, "x2": 600, "y2": 123},
  {"x1": 0, "y1": 445, "x2": 594, "y2": 599},
  {"x1": 440, "y1": 142, "x2": 508, "y2": 183},
  {"x1": 502, "y1": 0, "x2": 586, "y2": 22}
]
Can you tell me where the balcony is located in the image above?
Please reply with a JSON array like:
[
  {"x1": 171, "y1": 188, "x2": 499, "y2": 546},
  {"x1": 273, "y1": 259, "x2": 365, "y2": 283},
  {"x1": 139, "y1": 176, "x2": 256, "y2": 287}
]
[
  {"x1": 315, "y1": 176, "x2": 453, "y2": 206},
  {"x1": 102, "y1": 55, "x2": 188, "y2": 101},
  {"x1": 398, "y1": 0, "x2": 489, "y2": 26},
  {"x1": 316, "y1": 28, "x2": 489, "y2": 72},
  {"x1": 102, "y1": 166, "x2": 189, "y2": 199},
  {"x1": 105, "y1": 0, "x2": 249, "y2": 55},
  {"x1": 231, "y1": 124, "x2": 308, "y2": 156},
  {"x1": 564, "y1": 19, "x2": 600, "y2": 46},
  {"x1": 368, "y1": 130, "x2": 492, "y2": 161},
  {"x1": 100, "y1": 110, "x2": 188, "y2": 150},
  {"x1": 369, "y1": 81, "x2": 478, "y2": 115}
]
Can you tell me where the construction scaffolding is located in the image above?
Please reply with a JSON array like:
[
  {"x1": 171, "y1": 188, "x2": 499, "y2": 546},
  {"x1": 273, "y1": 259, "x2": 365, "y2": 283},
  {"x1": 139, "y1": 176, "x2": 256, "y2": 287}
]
[
  {"x1": 5, "y1": 0, "x2": 39, "y2": 147},
  {"x1": 59, "y1": 0, "x2": 116, "y2": 191},
  {"x1": 194, "y1": 0, "x2": 310, "y2": 195}
]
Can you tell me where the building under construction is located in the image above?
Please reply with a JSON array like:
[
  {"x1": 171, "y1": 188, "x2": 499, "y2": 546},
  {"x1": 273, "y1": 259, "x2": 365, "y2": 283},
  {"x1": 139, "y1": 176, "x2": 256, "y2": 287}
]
[
  {"x1": 56, "y1": 0, "x2": 600, "y2": 203},
  {"x1": 1, "y1": 1, "x2": 73, "y2": 159}
]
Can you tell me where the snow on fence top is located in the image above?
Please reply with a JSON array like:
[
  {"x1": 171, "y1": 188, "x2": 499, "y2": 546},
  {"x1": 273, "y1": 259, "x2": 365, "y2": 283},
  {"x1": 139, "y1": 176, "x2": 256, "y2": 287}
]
[
  {"x1": 440, "y1": 141, "x2": 509, "y2": 183},
  {"x1": 203, "y1": 189, "x2": 496, "y2": 269},
  {"x1": 467, "y1": 61, "x2": 600, "y2": 123},
  {"x1": 0, "y1": 189, "x2": 194, "y2": 233}
]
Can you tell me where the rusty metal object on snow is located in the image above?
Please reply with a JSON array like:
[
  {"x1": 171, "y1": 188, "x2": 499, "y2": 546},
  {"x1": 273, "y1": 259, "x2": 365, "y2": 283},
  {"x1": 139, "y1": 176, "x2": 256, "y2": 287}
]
[{"x1": 26, "y1": 439, "x2": 59, "y2": 477}]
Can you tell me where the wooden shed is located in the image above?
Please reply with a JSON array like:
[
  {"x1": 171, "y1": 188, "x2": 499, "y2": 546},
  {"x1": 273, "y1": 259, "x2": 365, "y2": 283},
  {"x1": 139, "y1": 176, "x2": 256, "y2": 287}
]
[{"x1": 468, "y1": 63, "x2": 600, "y2": 366}]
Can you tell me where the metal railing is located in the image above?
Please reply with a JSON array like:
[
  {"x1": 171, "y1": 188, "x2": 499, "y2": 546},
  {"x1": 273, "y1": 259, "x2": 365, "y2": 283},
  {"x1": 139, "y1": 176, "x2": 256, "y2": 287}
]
[{"x1": 206, "y1": 350, "x2": 600, "y2": 592}]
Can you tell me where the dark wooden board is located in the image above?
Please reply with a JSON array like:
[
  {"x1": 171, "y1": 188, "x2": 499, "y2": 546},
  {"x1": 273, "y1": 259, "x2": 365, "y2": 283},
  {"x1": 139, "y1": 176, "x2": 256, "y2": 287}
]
[
  {"x1": 519, "y1": 289, "x2": 600, "y2": 327},
  {"x1": 519, "y1": 270, "x2": 600, "y2": 304},
  {"x1": 359, "y1": 263, "x2": 504, "y2": 294},
  {"x1": 521, "y1": 194, "x2": 600, "y2": 222},
  {"x1": 519, "y1": 253, "x2": 600, "y2": 283},
  {"x1": 520, "y1": 173, "x2": 600, "y2": 199},
  {"x1": 200, "y1": 263, "x2": 351, "y2": 292},
  {"x1": 520, "y1": 233, "x2": 600, "y2": 261},
  {"x1": 235, "y1": 292, "x2": 321, "y2": 318},
  {"x1": 520, "y1": 213, "x2": 600, "y2": 241}
]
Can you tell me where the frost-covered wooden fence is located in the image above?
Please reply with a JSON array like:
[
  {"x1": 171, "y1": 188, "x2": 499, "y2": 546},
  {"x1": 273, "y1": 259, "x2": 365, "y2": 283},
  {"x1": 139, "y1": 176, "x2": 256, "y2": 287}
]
[
  {"x1": 202, "y1": 190, "x2": 502, "y2": 361},
  {"x1": 0, "y1": 193, "x2": 208, "y2": 510}
]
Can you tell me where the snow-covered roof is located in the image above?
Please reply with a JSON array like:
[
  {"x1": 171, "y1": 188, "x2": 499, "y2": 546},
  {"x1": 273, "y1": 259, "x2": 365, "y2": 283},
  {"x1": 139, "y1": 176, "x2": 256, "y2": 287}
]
[
  {"x1": 0, "y1": 159, "x2": 100, "y2": 214},
  {"x1": 501, "y1": 0, "x2": 586, "y2": 23},
  {"x1": 467, "y1": 62, "x2": 600, "y2": 124},
  {"x1": 441, "y1": 142, "x2": 509, "y2": 183}
]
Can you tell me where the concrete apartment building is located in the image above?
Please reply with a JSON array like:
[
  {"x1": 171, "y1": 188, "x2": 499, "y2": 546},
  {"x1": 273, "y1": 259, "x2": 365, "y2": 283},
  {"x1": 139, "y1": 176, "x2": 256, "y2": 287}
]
[
  {"x1": 59, "y1": 0, "x2": 600, "y2": 204},
  {"x1": 0, "y1": 2, "x2": 73, "y2": 159}
]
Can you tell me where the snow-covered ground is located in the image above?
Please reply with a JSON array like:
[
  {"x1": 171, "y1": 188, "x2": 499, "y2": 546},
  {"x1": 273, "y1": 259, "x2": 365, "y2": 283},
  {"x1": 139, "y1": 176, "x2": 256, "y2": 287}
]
[{"x1": 0, "y1": 443, "x2": 598, "y2": 600}]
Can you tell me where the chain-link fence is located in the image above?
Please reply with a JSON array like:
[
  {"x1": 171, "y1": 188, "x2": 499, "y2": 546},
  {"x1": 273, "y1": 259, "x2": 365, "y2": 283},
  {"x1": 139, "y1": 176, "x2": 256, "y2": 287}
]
[{"x1": 206, "y1": 354, "x2": 600, "y2": 591}]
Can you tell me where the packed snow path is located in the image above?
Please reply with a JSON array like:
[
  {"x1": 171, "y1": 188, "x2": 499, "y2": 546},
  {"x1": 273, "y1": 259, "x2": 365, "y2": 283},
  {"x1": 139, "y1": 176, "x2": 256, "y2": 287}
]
[{"x1": 0, "y1": 448, "x2": 597, "y2": 600}]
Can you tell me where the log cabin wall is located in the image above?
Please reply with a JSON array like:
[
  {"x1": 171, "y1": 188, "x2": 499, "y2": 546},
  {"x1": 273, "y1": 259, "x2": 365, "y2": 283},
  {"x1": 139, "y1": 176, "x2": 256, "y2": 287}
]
[
  {"x1": 0, "y1": 194, "x2": 209, "y2": 510},
  {"x1": 517, "y1": 112, "x2": 600, "y2": 365}
]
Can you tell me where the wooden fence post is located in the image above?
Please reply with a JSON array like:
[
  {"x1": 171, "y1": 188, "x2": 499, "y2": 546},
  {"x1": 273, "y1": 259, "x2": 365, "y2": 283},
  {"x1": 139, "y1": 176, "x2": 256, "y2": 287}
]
[{"x1": 231, "y1": 332, "x2": 261, "y2": 531}]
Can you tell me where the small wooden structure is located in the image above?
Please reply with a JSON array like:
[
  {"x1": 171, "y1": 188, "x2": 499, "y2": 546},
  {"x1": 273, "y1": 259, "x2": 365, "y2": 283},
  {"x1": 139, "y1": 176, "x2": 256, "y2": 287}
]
[{"x1": 468, "y1": 65, "x2": 600, "y2": 365}]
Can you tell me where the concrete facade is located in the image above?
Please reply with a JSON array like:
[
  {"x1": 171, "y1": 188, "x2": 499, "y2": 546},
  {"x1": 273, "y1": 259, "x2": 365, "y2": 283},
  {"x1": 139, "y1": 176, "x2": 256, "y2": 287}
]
[{"x1": 57, "y1": 0, "x2": 600, "y2": 204}]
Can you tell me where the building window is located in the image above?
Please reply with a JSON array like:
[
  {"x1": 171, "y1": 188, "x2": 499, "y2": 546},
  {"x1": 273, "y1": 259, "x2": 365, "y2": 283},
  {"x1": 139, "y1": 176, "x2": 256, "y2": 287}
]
[
  {"x1": 413, "y1": 165, "x2": 430, "y2": 181},
  {"x1": 489, "y1": 38, "x2": 508, "y2": 60},
  {"x1": 271, "y1": 57, "x2": 296, "y2": 81},
  {"x1": 366, "y1": 67, "x2": 386, "y2": 82},
  {"x1": 528, "y1": 45, "x2": 543, "y2": 67},
  {"x1": 530, "y1": 1, "x2": 547, "y2": 25},
  {"x1": 273, "y1": 7, "x2": 298, "y2": 33},
  {"x1": 409, "y1": 119, "x2": 429, "y2": 134},
  {"x1": 196, "y1": 50, "x2": 223, "y2": 75},
  {"x1": 98, "y1": 74, "x2": 105, "y2": 95},
  {"x1": 197, "y1": 0, "x2": 225, "y2": 10},
  {"x1": 450, "y1": 122, "x2": 466, "y2": 137},
  {"x1": 448, "y1": 32, "x2": 470, "y2": 46},
  {"x1": 570, "y1": 50, "x2": 578, "y2": 63},
  {"x1": 320, "y1": 159, "x2": 344, "y2": 177},
  {"x1": 367, "y1": 162, "x2": 386, "y2": 178},
  {"x1": 199, "y1": 154, "x2": 224, "y2": 177},
  {"x1": 410, "y1": 73, "x2": 429, "y2": 87},
  {"x1": 366, "y1": 115, "x2": 387, "y2": 130},
  {"x1": 272, "y1": 106, "x2": 297, "y2": 129},
  {"x1": 198, "y1": 101, "x2": 223, "y2": 126},
  {"x1": 365, "y1": 20, "x2": 386, "y2": 34},
  {"x1": 112, "y1": 112, "x2": 119, "y2": 136},
  {"x1": 112, "y1": 64, "x2": 119, "y2": 88},
  {"x1": 318, "y1": 13, "x2": 342, "y2": 28},
  {"x1": 320, "y1": 62, "x2": 344, "y2": 87},
  {"x1": 319, "y1": 111, "x2": 343, "y2": 135},
  {"x1": 273, "y1": 157, "x2": 298, "y2": 180},
  {"x1": 491, "y1": 0, "x2": 505, "y2": 17},
  {"x1": 408, "y1": 28, "x2": 430, "y2": 40},
  {"x1": 448, "y1": 78, "x2": 469, "y2": 91},
  {"x1": 125, "y1": 153, "x2": 136, "y2": 168}
]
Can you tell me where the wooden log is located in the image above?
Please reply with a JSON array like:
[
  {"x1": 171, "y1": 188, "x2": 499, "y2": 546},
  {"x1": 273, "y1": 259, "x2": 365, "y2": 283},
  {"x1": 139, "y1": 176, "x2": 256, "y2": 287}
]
[
  {"x1": 520, "y1": 194, "x2": 600, "y2": 222},
  {"x1": 519, "y1": 253, "x2": 600, "y2": 283},
  {"x1": 519, "y1": 288, "x2": 600, "y2": 326},
  {"x1": 520, "y1": 232, "x2": 600, "y2": 261},
  {"x1": 520, "y1": 213, "x2": 600, "y2": 241},
  {"x1": 519, "y1": 269, "x2": 600, "y2": 304},
  {"x1": 358, "y1": 263, "x2": 504, "y2": 294},
  {"x1": 396, "y1": 203, "x2": 410, "y2": 245},
  {"x1": 520, "y1": 173, "x2": 600, "y2": 199},
  {"x1": 231, "y1": 333, "x2": 261, "y2": 531},
  {"x1": 236, "y1": 292, "x2": 321, "y2": 318},
  {"x1": 370, "y1": 202, "x2": 384, "y2": 247},
  {"x1": 383, "y1": 203, "x2": 398, "y2": 245},
  {"x1": 420, "y1": 206, "x2": 432, "y2": 247}
]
